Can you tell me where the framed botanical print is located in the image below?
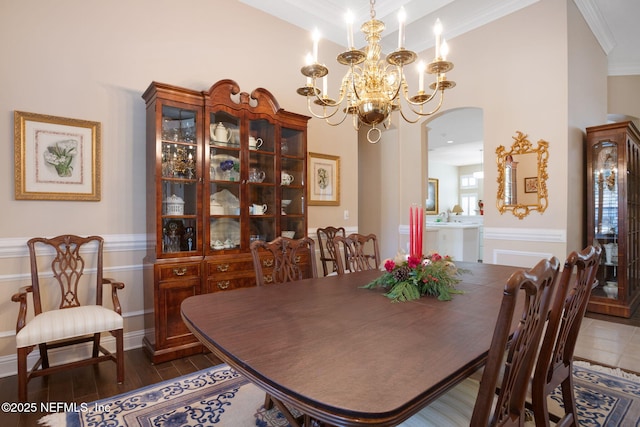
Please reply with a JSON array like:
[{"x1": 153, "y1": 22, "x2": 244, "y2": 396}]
[
  {"x1": 524, "y1": 177, "x2": 539, "y2": 193},
  {"x1": 426, "y1": 178, "x2": 439, "y2": 214},
  {"x1": 308, "y1": 152, "x2": 340, "y2": 206},
  {"x1": 14, "y1": 111, "x2": 101, "y2": 201}
]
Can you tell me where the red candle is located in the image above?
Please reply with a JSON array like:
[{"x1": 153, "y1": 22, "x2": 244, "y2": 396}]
[
  {"x1": 413, "y1": 207, "x2": 420, "y2": 257},
  {"x1": 418, "y1": 207, "x2": 423, "y2": 257},
  {"x1": 409, "y1": 206, "x2": 414, "y2": 257}
]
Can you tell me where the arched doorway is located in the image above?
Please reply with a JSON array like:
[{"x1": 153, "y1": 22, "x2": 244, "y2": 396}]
[{"x1": 424, "y1": 107, "x2": 484, "y2": 217}]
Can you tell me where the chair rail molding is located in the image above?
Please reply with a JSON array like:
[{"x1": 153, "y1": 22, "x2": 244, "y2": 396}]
[
  {"x1": 0, "y1": 233, "x2": 149, "y2": 258},
  {"x1": 483, "y1": 227, "x2": 566, "y2": 243}
]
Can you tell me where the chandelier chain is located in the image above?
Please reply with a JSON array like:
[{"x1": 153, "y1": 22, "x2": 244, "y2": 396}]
[{"x1": 370, "y1": 0, "x2": 376, "y2": 19}]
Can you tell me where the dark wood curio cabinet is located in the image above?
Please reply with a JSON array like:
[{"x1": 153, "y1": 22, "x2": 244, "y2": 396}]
[
  {"x1": 142, "y1": 80, "x2": 310, "y2": 362},
  {"x1": 586, "y1": 121, "x2": 640, "y2": 318}
]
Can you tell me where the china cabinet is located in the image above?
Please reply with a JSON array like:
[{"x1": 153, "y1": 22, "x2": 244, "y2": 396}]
[
  {"x1": 142, "y1": 80, "x2": 310, "y2": 362},
  {"x1": 586, "y1": 121, "x2": 640, "y2": 318}
]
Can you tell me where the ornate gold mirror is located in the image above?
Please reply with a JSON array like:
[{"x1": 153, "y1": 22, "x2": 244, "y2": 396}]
[{"x1": 496, "y1": 131, "x2": 549, "y2": 219}]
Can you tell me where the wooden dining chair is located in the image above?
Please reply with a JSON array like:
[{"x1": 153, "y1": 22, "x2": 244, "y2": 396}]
[
  {"x1": 316, "y1": 226, "x2": 346, "y2": 276},
  {"x1": 11, "y1": 235, "x2": 125, "y2": 401},
  {"x1": 398, "y1": 256, "x2": 560, "y2": 427},
  {"x1": 250, "y1": 236, "x2": 318, "y2": 286},
  {"x1": 249, "y1": 236, "x2": 317, "y2": 425},
  {"x1": 332, "y1": 233, "x2": 381, "y2": 275},
  {"x1": 530, "y1": 245, "x2": 602, "y2": 427}
]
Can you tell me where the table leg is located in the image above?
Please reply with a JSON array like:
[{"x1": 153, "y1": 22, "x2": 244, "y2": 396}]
[{"x1": 270, "y1": 396, "x2": 303, "y2": 427}]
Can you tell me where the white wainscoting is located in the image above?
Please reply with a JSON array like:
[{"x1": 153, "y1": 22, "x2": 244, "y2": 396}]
[{"x1": 484, "y1": 227, "x2": 566, "y2": 267}]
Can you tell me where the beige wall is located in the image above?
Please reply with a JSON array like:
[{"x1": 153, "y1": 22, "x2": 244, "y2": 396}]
[
  {"x1": 608, "y1": 75, "x2": 640, "y2": 121},
  {"x1": 0, "y1": 0, "x2": 356, "y2": 374}
]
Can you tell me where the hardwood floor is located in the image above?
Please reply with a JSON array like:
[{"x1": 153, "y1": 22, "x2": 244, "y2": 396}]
[{"x1": 0, "y1": 348, "x2": 223, "y2": 426}]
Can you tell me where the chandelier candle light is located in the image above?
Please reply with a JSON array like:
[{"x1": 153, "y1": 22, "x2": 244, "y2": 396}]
[{"x1": 297, "y1": 0, "x2": 455, "y2": 143}]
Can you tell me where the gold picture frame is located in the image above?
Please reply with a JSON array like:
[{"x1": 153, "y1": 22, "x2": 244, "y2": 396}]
[
  {"x1": 524, "y1": 177, "x2": 538, "y2": 193},
  {"x1": 14, "y1": 111, "x2": 101, "y2": 201},
  {"x1": 426, "y1": 178, "x2": 439, "y2": 214},
  {"x1": 308, "y1": 152, "x2": 340, "y2": 206}
]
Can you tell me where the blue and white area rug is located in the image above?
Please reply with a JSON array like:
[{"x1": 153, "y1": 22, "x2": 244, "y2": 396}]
[
  {"x1": 564, "y1": 361, "x2": 640, "y2": 426},
  {"x1": 38, "y1": 364, "x2": 291, "y2": 427},
  {"x1": 39, "y1": 361, "x2": 640, "y2": 426}
]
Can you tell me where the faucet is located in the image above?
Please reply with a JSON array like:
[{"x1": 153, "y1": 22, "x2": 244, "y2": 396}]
[{"x1": 438, "y1": 211, "x2": 450, "y2": 222}]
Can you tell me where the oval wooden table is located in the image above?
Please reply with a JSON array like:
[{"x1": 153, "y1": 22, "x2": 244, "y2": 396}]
[{"x1": 181, "y1": 262, "x2": 522, "y2": 427}]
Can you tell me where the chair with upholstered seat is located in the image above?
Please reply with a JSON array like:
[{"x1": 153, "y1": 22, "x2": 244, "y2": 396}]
[
  {"x1": 316, "y1": 226, "x2": 346, "y2": 276},
  {"x1": 398, "y1": 256, "x2": 560, "y2": 427},
  {"x1": 530, "y1": 245, "x2": 602, "y2": 426},
  {"x1": 250, "y1": 236, "x2": 318, "y2": 286},
  {"x1": 12, "y1": 235, "x2": 125, "y2": 401},
  {"x1": 332, "y1": 233, "x2": 381, "y2": 275}
]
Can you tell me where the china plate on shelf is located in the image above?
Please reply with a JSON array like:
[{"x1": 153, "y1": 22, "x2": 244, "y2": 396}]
[
  {"x1": 211, "y1": 154, "x2": 239, "y2": 181},
  {"x1": 210, "y1": 218, "x2": 240, "y2": 247},
  {"x1": 210, "y1": 139, "x2": 239, "y2": 148}
]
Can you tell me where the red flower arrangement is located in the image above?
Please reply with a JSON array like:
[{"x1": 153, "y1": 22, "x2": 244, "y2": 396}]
[{"x1": 363, "y1": 251, "x2": 466, "y2": 302}]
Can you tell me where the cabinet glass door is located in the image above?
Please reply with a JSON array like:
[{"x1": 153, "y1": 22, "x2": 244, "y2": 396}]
[
  {"x1": 592, "y1": 140, "x2": 619, "y2": 298},
  {"x1": 208, "y1": 110, "x2": 241, "y2": 252},
  {"x1": 248, "y1": 119, "x2": 276, "y2": 244},
  {"x1": 280, "y1": 127, "x2": 306, "y2": 239},
  {"x1": 161, "y1": 105, "x2": 198, "y2": 255}
]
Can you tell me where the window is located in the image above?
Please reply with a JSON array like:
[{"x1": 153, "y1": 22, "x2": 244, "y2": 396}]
[
  {"x1": 461, "y1": 175, "x2": 477, "y2": 189},
  {"x1": 461, "y1": 194, "x2": 477, "y2": 216}
]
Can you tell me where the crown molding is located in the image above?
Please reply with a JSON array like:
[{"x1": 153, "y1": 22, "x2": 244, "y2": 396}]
[{"x1": 573, "y1": 0, "x2": 615, "y2": 55}]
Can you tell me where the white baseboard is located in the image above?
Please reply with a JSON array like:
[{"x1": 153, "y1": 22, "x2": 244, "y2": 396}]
[{"x1": 0, "y1": 329, "x2": 146, "y2": 378}]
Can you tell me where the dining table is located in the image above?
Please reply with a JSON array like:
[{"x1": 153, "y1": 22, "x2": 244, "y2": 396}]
[{"x1": 181, "y1": 261, "x2": 523, "y2": 427}]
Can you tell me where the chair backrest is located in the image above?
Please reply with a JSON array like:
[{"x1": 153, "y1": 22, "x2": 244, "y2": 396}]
[
  {"x1": 532, "y1": 246, "x2": 602, "y2": 395},
  {"x1": 27, "y1": 235, "x2": 105, "y2": 315},
  {"x1": 250, "y1": 236, "x2": 318, "y2": 286},
  {"x1": 471, "y1": 256, "x2": 560, "y2": 427},
  {"x1": 332, "y1": 233, "x2": 381, "y2": 275},
  {"x1": 316, "y1": 226, "x2": 346, "y2": 276}
]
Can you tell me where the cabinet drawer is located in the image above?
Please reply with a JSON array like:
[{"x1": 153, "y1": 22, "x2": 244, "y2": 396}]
[
  {"x1": 206, "y1": 275, "x2": 256, "y2": 293},
  {"x1": 158, "y1": 263, "x2": 201, "y2": 281},
  {"x1": 206, "y1": 258, "x2": 254, "y2": 275}
]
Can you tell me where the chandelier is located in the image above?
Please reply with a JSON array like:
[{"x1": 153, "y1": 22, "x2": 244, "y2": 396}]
[{"x1": 296, "y1": 0, "x2": 455, "y2": 143}]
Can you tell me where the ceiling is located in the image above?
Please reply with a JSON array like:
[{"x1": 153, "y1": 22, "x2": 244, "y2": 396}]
[{"x1": 240, "y1": 0, "x2": 639, "y2": 165}]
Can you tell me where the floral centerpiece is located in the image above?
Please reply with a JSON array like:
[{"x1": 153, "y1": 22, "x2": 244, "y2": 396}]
[{"x1": 363, "y1": 251, "x2": 466, "y2": 302}]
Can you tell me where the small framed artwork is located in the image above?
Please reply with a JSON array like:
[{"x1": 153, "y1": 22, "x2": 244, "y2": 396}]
[
  {"x1": 524, "y1": 177, "x2": 538, "y2": 193},
  {"x1": 426, "y1": 178, "x2": 439, "y2": 214},
  {"x1": 14, "y1": 111, "x2": 101, "y2": 201},
  {"x1": 308, "y1": 152, "x2": 340, "y2": 206}
]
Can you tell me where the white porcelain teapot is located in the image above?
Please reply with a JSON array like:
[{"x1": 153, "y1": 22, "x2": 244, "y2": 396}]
[
  {"x1": 210, "y1": 122, "x2": 231, "y2": 142},
  {"x1": 281, "y1": 171, "x2": 294, "y2": 186}
]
